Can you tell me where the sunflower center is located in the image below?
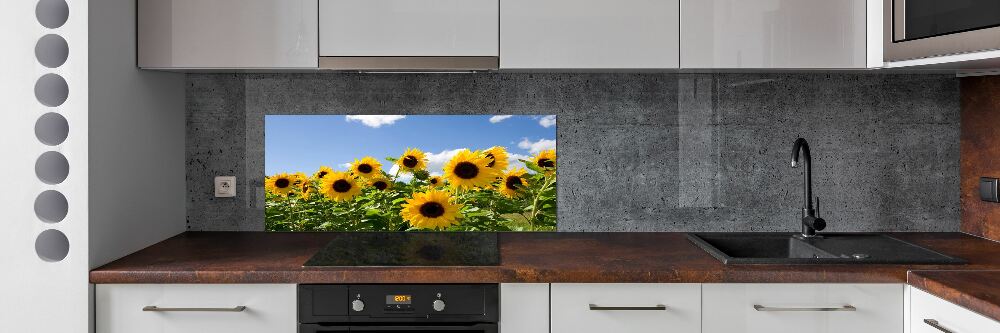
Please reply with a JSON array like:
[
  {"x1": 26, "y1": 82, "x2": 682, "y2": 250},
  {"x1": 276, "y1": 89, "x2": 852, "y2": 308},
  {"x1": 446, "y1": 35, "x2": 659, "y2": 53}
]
[
  {"x1": 505, "y1": 176, "x2": 523, "y2": 190},
  {"x1": 485, "y1": 153, "x2": 496, "y2": 168},
  {"x1": 357, "y1": 164, "x2": 373, "y2": 174},
  {"x1": 419, "y1": 202, "x2": 445, "y2": 218},
  {"x1": 537, "y1": 158, "x2": 555, "y2": 168},
  {"x1": 402, "y1": 156, "x2": 418, "y2": 168},
  {"x1": 275, "y1": 179, "x2": 291, "y2": 188},
  {"x1": 430, "y1": 178, "x2": 439, "y2": 185},
  {"x1": 373, "y1": 181, "x2": 388, "y2": 190},
  {"x1": 332, "y1": 179, "x2": 352, "y2": 193},
  {"x1": 453, "y1": 162, "x2": 479, "y2": 179},
  {"x1": 318, "y1": 171, "x2": 328, "y2": 178}
]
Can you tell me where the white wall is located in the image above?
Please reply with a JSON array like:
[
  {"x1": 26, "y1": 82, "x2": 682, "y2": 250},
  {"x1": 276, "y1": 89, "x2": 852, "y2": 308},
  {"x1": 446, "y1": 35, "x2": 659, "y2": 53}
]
[
  {"x1": 88, "y1": 0, "x2": 187, "y2": 270},
  {"x1": 0, "y1": 0, "x2": 90, "y2": 331}
]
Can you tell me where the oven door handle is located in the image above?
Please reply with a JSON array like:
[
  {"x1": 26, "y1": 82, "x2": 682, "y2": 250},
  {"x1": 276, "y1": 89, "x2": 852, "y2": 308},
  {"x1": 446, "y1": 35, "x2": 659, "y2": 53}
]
[
  {"x1": 300, "y1": 323, "x2": 497, "y2": 333},
  {"x1": 349, "y1": 324, "x2": 497, "y2": 332}
]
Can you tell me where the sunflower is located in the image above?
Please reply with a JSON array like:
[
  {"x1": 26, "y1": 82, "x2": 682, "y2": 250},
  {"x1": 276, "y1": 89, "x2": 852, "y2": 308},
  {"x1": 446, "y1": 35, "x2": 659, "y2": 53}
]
[
  {"x1": 351, "y1": 156, "x2": 382, "y2": 178},
  {"x1": 443, "y1": 149, "x2": 499, "y2": 189},
  {"x1": 313, "y1": 166, "x2": 334, "y2": 181},
  {"x1": 533, "y1": 149, "x2": 557, "y2": 170},
  {"x1": 428, "y1": 175, "x2": 445, "y2": 188},
  {"x1": 320, "y1": 171, "x2": 362, "y2": 201},
  {"x1": 265, "y1": 173, "x2": 296, "y2": 196},
  {"x1": 396, "y1": 148, "x2": 427, "y2": 172},
  {"x1": 400, "y1": 190, "x2": 463, "y2": 229},
  {"x1": 368, "y1": 176, "x2": 393, "y2": 191},
  {"x1": 297, "y1": 178, "x2": 315, "y2": 199},
  {"x1": 482, "y1": 146, "x2": 509, "y2": 172},
  {"x1": 497, "y1": 168, "x2": 529, "y2": 198}
]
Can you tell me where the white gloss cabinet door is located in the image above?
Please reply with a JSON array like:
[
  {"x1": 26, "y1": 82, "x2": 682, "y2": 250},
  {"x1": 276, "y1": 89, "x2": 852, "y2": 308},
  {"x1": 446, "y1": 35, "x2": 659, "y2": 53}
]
[
  {"x1": 500, "y1": 283, "x2": 549, "y2": 333},
  {"x1": 319, "y1": 0, "x2": 500, "y2": 56},
  {"x1": 138, "y1": 0, "x2": 318, "y2": 69},
  {"x1": 551, "y1": 283, "x2": 701, "y2": 333},
  {"x1": 96, "y1": 284, "x2": 297, "y2": 333},
  {"x1": 680, "y1": 0, "x2": 868, "y2": 68},
  {"x1": 910, "y1": 287, "x2": 1000, "y2": 333},
  {"x1": 702, "y1": 284, "x2": 903, "y2": 333},
  {"x1": 501, "y1": 0, "x2": 680, "y2": 69}
]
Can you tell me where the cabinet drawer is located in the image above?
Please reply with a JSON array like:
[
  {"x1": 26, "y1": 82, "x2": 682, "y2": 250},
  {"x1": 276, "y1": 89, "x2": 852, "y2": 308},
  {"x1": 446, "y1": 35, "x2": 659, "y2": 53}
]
[
  {"x1": 319, "y1": 0, "x2": 499, "y2": 57},
  {"x1": 703, "y1": 283, "x2": 903, "y2": 333},
  {"x1": 551, "y1": 283, "x2": 701, "y2": 333},
  {"x1": 96, "y1": 284, "x2": 296, "y2": 333},
  {"x1": 910, "y1": 287, "x2": 1000, "y2": 333}
]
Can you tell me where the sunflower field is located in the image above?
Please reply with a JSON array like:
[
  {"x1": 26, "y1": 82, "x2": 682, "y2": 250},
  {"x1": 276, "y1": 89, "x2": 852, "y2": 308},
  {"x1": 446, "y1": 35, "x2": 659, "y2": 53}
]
[{"x1": 264, "y1": 146, "x2": 556, "y2": 232}]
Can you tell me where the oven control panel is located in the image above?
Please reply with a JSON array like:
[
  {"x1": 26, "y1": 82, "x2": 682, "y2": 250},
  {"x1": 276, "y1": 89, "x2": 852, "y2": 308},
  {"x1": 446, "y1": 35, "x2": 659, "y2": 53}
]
[{"x1": 298, "y1": 284, "x2": 498, "y2": 323}]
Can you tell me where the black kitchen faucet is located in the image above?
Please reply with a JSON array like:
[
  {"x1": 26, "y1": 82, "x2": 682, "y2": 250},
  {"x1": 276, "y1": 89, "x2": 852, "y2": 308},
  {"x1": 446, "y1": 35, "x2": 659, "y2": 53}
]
[{"x1": 791, "y1": 138, "x2": 826, "y2": 237}]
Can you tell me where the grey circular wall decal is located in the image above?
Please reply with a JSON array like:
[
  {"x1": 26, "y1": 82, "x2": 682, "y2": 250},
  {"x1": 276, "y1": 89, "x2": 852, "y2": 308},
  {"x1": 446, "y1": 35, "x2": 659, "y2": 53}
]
[
  {"x1": 34, "y1": 73, "x2": 69, "y2": 107},
  {"x1": 34, "y1": 190, "x2": 68, "y2": 223},
  {"x1": 35, "y1": 151, "x2": 69, "y2": 185},
  {"x1": 36, "y1": 0, "x2": 69, "y2": 29},
  {"x1": 35, "y1": 229, "x2": 70, "y2": 262},
  {"x1": 35, "y1": 112, "x2": 69, "y2": 146},
  {"x1": 35, "y1": 34, "x2": 69, "y2": 68}
]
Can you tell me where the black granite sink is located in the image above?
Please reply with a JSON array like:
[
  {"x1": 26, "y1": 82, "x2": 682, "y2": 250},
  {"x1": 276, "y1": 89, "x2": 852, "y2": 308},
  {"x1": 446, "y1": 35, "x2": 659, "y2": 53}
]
[{"x1": 687, "y1": 233, "x2": 966, "y2": 265}]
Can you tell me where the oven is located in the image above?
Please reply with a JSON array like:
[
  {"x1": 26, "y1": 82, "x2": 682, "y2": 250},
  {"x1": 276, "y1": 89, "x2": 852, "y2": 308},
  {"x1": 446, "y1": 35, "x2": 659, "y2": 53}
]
[
  {"x1": 299, "y1": 284, "x2": 499, "y2": 333},
  {"x1": 885, "y1": 0, "x2": 1000, "y2": 61}
]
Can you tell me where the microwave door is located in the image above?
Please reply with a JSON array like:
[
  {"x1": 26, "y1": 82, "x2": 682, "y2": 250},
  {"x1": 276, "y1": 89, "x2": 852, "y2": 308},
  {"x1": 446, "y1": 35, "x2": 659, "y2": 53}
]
[{"x1": 895, "y1": 0, "x2": 1000, "y2": 42}]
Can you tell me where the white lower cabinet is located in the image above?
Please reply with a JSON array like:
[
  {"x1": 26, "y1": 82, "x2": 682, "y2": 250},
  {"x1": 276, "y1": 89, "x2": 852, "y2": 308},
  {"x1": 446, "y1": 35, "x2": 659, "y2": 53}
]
[
  {"x1": 95, "y1": 284, "x2": 296, "y2": 333},
  {"x1": 500, "y1": 283, "x2": 549, "y2": 333},
  {"x1": 702, "y1": 284, "x2": 904, "y2": 333},
  {"x1": 910, "y1": 287, "x2": 1000, "y2": 333},
  {"x1": 551, "y1": 283, "x2": 702, "y2": 333}
]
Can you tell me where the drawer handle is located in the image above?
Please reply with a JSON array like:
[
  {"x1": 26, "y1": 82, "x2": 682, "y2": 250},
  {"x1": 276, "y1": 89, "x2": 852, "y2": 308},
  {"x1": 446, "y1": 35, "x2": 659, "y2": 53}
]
[
  {"x1": 753, "y1": 305, "x2": 856, "y2": 312},
  {"x1": 589, "y1": 304, "x2": 667, "y2": 311},
  {"x1": 142, "y1": 306, "x2": 247, "y2": 312},
  {"x1": 923, "y1": 319, "x2": 954, "y2": 333}
]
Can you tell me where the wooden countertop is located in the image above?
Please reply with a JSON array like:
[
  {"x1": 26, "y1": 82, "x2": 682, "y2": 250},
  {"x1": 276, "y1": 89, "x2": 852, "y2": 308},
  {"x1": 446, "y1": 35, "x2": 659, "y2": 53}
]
[
  {"x1": 90, "y1": 232, "x2": 1000, "y2": 284},
  {"x1": 908, "y1": 270, "x2": 1000, "y2": 322}
]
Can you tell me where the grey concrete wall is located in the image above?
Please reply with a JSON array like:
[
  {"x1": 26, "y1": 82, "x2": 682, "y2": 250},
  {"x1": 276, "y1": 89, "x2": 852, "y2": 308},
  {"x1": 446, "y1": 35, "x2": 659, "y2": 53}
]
[{"x1": 186, "y1": 73, "x2": 960, "y2": 232}]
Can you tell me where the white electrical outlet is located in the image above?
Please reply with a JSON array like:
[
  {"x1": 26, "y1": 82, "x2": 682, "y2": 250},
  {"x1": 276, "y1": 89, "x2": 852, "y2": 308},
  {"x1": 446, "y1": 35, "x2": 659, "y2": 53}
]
[{"x1": 215, "y1": 176, "x2": 236, "y2": 197}]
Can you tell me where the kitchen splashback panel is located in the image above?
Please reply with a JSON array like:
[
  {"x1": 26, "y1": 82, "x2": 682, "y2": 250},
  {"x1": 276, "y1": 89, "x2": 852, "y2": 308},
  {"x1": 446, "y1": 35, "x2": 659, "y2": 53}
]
[{"x1": 186, "y1": 73, "x2": 960, "y2": 232}]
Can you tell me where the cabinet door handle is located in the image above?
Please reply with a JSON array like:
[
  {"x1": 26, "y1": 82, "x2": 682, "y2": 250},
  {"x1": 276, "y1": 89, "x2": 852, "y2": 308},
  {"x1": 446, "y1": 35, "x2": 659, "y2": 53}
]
[
  {"x1": 588, "y1": 304, "x2": 667, "y2": 311},
  {"x1": 753, "y1": 305, "x2": 856, "y2": 312},
  {"x1": 923, "y1": 319, "x2": 955, "y2": 333},
  {"x1": 142, "y1": 306, "x2": 247, "y2": 312}
]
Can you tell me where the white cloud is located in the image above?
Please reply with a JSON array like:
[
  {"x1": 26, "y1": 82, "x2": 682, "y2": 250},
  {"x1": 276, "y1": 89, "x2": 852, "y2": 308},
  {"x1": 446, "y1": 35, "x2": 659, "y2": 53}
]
[
  {"x1": 425, "y1": 148, "x2": 465, "y2": 174},
  {"x1": 518, "y1": 138, "x2": 556, "y2": 154},
  {"x1": 345, "y1": 115, "x2": 406, "y2": 128},
  {"x1": 538, "y1": 115, "x2": 557, "y2": 128},
  {"x1": 507, "y1": 153, "x2": 531, "y2": 172},
  {"x1": 338, "y1": 162, "x2": 353, "y2": 170},
  {"x1": 489, "y1": 115, "x2": 513, "y2": 123},
  {"x1": 388, "y1": 164, "x2": 413, "y2": 183}
]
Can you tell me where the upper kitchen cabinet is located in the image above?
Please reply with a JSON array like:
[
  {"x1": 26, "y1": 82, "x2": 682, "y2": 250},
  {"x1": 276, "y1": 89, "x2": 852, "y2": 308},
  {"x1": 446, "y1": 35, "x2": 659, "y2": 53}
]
[
  {"x1": 681, "y1": 0, "x2": 881, "y2": 69},
  {"x1": 318, "y1": 0, "x2": 500, "y2": 70},
  {"x1": 500, "y1": 0, "x2": 680, "y2": 69},
  {"x1": 138, "y1": 0, "x2": 318, "y2": 69}
]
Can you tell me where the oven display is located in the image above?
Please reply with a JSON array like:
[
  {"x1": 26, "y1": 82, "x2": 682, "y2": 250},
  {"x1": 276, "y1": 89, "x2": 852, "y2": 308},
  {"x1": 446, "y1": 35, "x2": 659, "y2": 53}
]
[{"x1": 386, "y1": 295, "x2": 412, "y2": 305}]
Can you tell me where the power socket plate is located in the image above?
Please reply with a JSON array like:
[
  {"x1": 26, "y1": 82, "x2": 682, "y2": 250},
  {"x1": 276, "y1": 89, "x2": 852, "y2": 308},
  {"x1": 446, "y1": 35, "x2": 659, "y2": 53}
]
[{"x1": 215, "y1": 176, "x2": 236, "y2": 198}]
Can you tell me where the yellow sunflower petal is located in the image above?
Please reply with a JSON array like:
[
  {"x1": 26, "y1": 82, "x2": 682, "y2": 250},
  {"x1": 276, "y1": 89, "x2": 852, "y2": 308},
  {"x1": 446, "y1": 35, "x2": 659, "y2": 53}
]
[
  {"x1": 443, "y1": 149, "x2": 499, "y2": 189},
  {"x1": 497, "y1": 168, "x2": 529, "y2": 198},
  {"x1": 482, "y1": 146, "x2": 509, "y2": 172},
  {"x1": 400, "y1": 190, "x2": 463, "y2": 229},
  {"x1": 320, "y1": 171, "x2": 362, "y2": 201},
  {"x1": 396, "y1": 148, "x2": 428, "y2": 172},
  {"x1": 265, "y1": 172, "x2": 296, "y2": 196},
  {"x1": 351, "y1": 156, "x2": 383, "y2": 178},
  {"x1": 533, "y1": 149, "x2": 557, "y2": 171}
]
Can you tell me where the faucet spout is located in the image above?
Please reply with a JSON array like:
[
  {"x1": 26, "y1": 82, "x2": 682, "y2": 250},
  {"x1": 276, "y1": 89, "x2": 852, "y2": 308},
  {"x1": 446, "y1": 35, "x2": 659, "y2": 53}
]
[{"x1": 791, "y1": 138, "x2": 825, "y2": 237}]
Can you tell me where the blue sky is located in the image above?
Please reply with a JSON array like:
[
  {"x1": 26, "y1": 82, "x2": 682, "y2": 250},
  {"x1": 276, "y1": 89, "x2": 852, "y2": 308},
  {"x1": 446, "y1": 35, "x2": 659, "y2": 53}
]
[{"x1": 265, "y1": 115, "x2": 557, "y2": 177}]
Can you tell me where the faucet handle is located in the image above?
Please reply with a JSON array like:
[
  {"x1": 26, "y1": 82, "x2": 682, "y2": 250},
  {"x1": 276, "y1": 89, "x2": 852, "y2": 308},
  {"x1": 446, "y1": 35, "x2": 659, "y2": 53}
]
[{"x1": 815, "y1": 196, "x2": 820, "y2": 218}]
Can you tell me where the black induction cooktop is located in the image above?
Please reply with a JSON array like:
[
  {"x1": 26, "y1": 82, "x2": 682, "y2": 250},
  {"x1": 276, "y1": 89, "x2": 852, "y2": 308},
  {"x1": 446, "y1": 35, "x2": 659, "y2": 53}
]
[{"x1": 303, "y1": 232, "x2": 500, "y2": 267}]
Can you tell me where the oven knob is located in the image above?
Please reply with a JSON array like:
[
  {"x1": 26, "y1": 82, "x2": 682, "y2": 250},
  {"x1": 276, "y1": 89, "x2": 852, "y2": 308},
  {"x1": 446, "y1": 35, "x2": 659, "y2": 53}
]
[
  {"x1": 351, "y1": 299, "x2": 365, "y2": 312},
  {"x1": 432, "y1": 299, "x2": 446, "y2": 312}
]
